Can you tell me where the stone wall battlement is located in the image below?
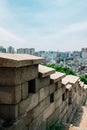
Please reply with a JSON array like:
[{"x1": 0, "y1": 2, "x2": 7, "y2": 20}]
[{"x1": 0, "y1": 53, "x2": 87, "y2": 130}]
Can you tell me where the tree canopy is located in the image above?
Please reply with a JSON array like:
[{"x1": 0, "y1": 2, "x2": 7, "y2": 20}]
[{"x1": 46, "y1": 64, "x2": 76, "y2": 76}]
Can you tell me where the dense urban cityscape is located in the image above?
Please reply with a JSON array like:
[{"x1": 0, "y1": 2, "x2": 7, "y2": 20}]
[{"x1": 0, "y1": 46, "x2": 87, "y2": 75}]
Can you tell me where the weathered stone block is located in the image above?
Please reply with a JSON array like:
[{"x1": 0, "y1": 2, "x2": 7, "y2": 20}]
[
  {"x1": 39, "y1": 64, "x2": 55, "y2": 78},
  {"x1": 0, "y1": 85, "x2": 21, "y2": 104},
  {"x1": 0, "y1": 65, "x2": 38, "y2": 86},
  {"x1": 55, "y1": 87, "x2": 65, "y2": 101},
  {"x1": 46, "y1": 106, "x2": 61, "y2": 128},
  {"x1": 21, "y1": 65, "x2": 38, "y2": 83},
  {"x1": 60, "y1": 101, "x2": 67, "y2": 113},
  {"x1": 28, "y1": 113, "x2": 45, "y2": 130},
  {"x1": 39, "y1": 87, "x2": 49, "y2": 102},
  {"x1": 19, "y1": 93, "x2": 39, "y2": 115},
  {"x1": 50, "y1": 72, "x2": 65, "y2": 84},
  {"x1": 26, "y1": 96, "x2": 50, "y2": 124},
  {"x1": 0, "y1": 67, "x2": 20, "y2": 86},
  {"x1": 11, "y1": 118, "x2": 28, "y2": 130},
  {"x1": 58, "y1": 107, "x2": 67, "y2": 122},
  {"x1": 0, "y1": 104, "x2": 18, "y2": 120},
  {"x1": 0, "y1": 53, "x2": 43, "y2": 67},
  {"x1": 62, "y1": 113, "x2": 67, "y2": 123},
  {"x1": 55, "y1": 79, "x2": 62, "y2": 89},
  {"x1": 58, "y1": 79, "x2": 62, "y2": 88},
  {"x1": 67, "y1": 104, "x2": 72, "y2": 119},
  {"x1": 36, "y1": 76, "x2": 50, "y2": 90},
  {"x1": 21, "y1": 82, "x2": 28, "y2": 99},
  {"x1": 49, "y1": 84, "x2": 56, "y2": 94},
  {"x1": 55, "y1": 96, "x2": 62, "y2": 109},
  {"x1": 43, "y1": 103, "x2": 55, "y2": 120}
]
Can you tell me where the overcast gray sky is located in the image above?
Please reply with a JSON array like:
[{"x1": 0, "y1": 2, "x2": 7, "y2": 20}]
[{"x1": 0, "y1": 0, "x2": 87, "y2": 51}]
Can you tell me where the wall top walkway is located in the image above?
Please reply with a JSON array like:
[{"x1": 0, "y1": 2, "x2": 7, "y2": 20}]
[{"x1": 0, "y1": 53, "x2": 44, "y2": 67}]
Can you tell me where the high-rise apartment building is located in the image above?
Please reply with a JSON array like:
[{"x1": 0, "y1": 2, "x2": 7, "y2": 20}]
[
  {"x1": 17, "y1": 48, "x2": 35, "y2": 55},
  {"x1": 7, "y1": 46, "x2": 14, "y2": 53},
  {"x1": 0, "y1": 46, "x2": 6, "y2": 53},
  {"x1": 81, "y1": 48, "x2": 87, "y2": 59}
]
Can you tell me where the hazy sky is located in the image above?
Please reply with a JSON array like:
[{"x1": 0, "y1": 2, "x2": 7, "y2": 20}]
[{"x1": 0, "y1": 0, "x2": 87, "y2": 51}]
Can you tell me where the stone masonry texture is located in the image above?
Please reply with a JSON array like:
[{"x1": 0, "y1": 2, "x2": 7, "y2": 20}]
[{"x1": 0, "y1": 53, "x2": 87, "y2": 130}]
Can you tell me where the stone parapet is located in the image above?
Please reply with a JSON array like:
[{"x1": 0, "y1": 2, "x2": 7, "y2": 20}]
[{"x1": 0, "y1": 53, "x2": 86, "y2": 130}]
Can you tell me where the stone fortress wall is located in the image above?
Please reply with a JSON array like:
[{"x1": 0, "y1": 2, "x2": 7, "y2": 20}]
[{"x1": 0, "y1": 53, "x2": 87, "y2": 130}]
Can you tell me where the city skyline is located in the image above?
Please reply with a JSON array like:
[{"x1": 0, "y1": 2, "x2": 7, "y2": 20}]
[
  {"x1": 0, "y1": 45, "x2": 87, "y2": 53},
  {"x1": 0, "y1": 0, "x2": 87, "y2": 51}
]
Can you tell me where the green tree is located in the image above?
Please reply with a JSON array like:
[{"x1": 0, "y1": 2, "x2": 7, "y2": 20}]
[
  {"x1": 44, "y1": 64, "x2": 87, "y2": 85},
  {"x1": 45, "y1": 64, "x2": 76, "y2": 76}
]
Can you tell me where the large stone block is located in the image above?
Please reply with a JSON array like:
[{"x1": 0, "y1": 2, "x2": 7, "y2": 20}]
[
  {"x1": 62, "y1": 113, "x2": 67, "y2": 123},
  {"x1": 28, "y1": 113, "x2": 45, "y2": 130},
  {"x1": 55, "y1": 87, "x2": 65, "y2": 101},
  {"x1": 0, "y1": 85, "x2": 21, "y2": 104},
  {"x1": 0, "y1": 104, "x2": 18, "y2": 120},
  {"x1": 43, "y1": 103, "x2": 55, "y2": 120},
  {"x1": 0, "y1": 65, "x2": 38, "y2": 86},
  {"x1": 67, "y1": 104, "x2": 72, "y2": 119},
  {"x1": 19, "y1": 93, "x2": 39, "y2": 115},
  {"x1": 50, "y1": 72, "x2": 65, "y2": 84},
  {"x1": 21, "y1": 82, "x2": 28, "y2": 99},
  {"x1": 21, "y1": 65, "x2": 38, "y2": 83},
  {"x1": 61, "y1": 107, "x2": 67, "y2": 120},
  {"x1": 0, "y1": 67, "x2": 20, "y2": 86},
  {"x1": 60, "y1": 101, "x2": 67, "y2": 113},
  {"x1": 39, "y1": 65, "x2": 55, "y2": 78},
  {"x1": 58, "y1": 107, "x2": 67, "y2": 122},
  {"x1": 55, "y1": 96, "x2": 62, "y2": 109},
  {"x1": 0, "y1": 53, "x2": 43, "y2": 67},
  {"x1": 47, "y1": 109, "x2": 59, "y2": 128},
  {"x1": 36, "y1": 76, "x2": 50, "y2": 90},
  {"x1": 39, "y1": 87, "x2": 49, "y2": 102},
  {"x1": 26, "y1": 96, "x2": 50, "y2": 124},
  {"x1": 49, "y1": 84, "x2": 56, "y2": 94},
  {"x1": 58, "y1": 79, "x2": 62, "y2": 88},
  {"x1": 10, "y1": 118, "x2": 28, "y2": 130}
]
